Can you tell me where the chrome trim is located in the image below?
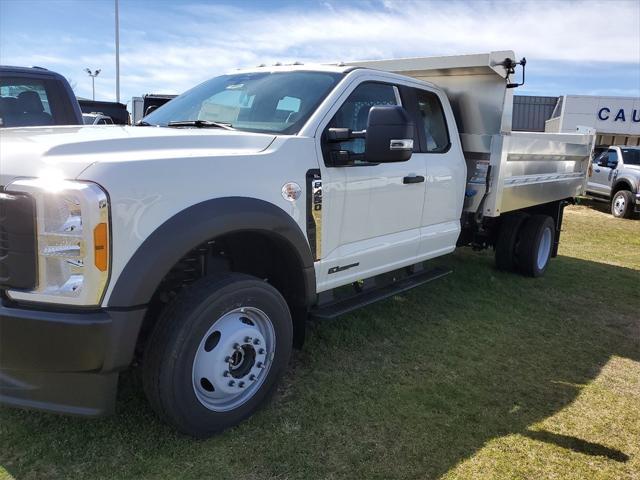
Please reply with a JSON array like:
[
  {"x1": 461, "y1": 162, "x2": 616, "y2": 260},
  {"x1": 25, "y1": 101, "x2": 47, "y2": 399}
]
[
  {"x1": 390, "y1": 139, "x2": 414, "y2": 151},
  {"x1": 311, "y1": 177, "x2": 322, "y2": 260}
]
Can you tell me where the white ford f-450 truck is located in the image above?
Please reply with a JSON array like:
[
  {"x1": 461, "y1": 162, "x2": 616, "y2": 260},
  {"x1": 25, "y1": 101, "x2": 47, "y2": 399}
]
[{"x1": 0, "y1": 51, "x2": 594, "y2": 437}]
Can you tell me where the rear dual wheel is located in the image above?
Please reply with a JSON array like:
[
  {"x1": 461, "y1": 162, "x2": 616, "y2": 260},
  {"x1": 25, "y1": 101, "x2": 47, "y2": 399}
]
[
  {"x1": 495, "y1": 213, "x2": 555, "y2": 277},
  {"x1": 143, "y1": 273, "x2": 293, "y2": 438},
  {"x1": 516, "y1": 215, "x2": 555, "y2": 277}
]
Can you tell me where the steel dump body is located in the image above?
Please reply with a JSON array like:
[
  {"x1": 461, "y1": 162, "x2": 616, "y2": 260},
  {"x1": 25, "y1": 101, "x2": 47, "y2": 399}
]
[{"x1": 349, "y1": 51, "x2": 595, "y2": 217}]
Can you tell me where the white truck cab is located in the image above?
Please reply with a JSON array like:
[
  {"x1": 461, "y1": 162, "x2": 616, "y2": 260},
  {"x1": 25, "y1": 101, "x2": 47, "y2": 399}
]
[{"x1": 0, "y1": 51, "x2": 594, "y2": 437}]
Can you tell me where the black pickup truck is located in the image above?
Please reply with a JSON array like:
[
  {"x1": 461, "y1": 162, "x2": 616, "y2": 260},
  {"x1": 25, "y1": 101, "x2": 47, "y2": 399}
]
[{"x1": 0, "y1": 65, "x2": 82, "y2": 127}]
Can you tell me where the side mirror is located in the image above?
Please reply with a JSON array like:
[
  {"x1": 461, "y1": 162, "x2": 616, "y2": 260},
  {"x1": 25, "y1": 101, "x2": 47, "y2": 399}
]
[
  {"x1": 364, "y1": 106, "x2": 414, "y2": 163},
  {"x1": 326, "y1": 128, "x2": 354, "y2": 142},
  {"x1": 144, "y1": 105, "x2": 159, "y2": 116}
]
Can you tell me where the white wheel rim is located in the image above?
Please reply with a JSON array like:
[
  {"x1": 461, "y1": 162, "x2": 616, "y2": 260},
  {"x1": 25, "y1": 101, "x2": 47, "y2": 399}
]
[
  {"x1": 613, "y1": 195, "x2": 626, "y2": 216},
  {"x1": 192, "y1": 307, "x2": 275, "y2": 412},
  {"x1": 537, "y1": 226, "x2": 552, "y2": 270}
]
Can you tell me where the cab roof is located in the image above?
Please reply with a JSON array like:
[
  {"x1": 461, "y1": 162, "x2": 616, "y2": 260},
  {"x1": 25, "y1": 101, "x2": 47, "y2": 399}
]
[{"x1": 229, "y1": 63, "x2": 356, "y2": 75}]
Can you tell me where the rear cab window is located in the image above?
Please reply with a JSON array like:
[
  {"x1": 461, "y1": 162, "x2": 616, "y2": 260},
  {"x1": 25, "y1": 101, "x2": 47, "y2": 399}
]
[
  {"x1": 0, "y1": 74, "x2": 79, "y2": 127},
  {"x1": 405, "y1": 87, "x2": 451, "y2": 153},
  {"x1": 621, "y1": 148, "x2": 640, "y2": 165}
]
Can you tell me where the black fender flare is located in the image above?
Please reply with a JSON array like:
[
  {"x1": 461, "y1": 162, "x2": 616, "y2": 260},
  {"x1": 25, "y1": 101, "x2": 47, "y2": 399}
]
[
  {"x1": 612, "y1": 178, "x2": 635, "y2": 195},
  {"x1": 108, "y1": 197, "x2": 316, "y2": 308}
]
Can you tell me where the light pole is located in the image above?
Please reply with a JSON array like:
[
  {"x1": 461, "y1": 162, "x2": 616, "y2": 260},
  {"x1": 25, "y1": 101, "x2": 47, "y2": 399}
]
[
  {"x1": 115, "y1": 0, "x2": 120, "y2": 103},
  {"x1": 84, "y1": 68, "x2": 101, "y2": 100}
]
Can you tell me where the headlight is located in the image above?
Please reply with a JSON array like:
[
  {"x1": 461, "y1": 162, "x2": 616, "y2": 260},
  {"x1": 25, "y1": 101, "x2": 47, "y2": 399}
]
[{"x1": 6, "y1": 176, "x2": 110, "y2": 307}]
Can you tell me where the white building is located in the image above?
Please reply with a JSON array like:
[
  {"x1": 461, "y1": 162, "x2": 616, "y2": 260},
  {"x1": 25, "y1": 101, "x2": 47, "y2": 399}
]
[{"x1": 544, "y1": 95, "x2": 640, "y2": 147}]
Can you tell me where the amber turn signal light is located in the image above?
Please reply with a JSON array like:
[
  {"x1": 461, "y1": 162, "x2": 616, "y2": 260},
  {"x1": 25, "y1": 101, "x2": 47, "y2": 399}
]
[{"x1": 94, "y1": 223, "x2": 108, "y2": 271}]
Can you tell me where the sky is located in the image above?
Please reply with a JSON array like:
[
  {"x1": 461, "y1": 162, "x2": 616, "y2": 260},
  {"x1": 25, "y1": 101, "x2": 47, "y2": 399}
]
[{"x1": 1, "y1": 0, "x2": 639, "y2": 106}]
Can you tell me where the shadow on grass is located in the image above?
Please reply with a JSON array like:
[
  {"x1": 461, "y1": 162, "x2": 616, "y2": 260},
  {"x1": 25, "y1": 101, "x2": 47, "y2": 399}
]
[
  {"x1": 1, "y1": 252, "x2": 639, "y2": 479},
  {"x1": 576, "y1": 196, "x2": 611, "y2": 215},
  {"x1": 523, "y1": 430, "x2": 629, "y2": 463}
]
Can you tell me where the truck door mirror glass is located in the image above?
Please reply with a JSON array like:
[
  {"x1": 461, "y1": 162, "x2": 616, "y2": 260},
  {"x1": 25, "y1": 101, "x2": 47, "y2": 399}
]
[
  {"x1": 606, "y1": 151, "x2": 619, "y2": 169},
  {"x1": 364, "y1": 106, "x2": 414, "y2": 163}
]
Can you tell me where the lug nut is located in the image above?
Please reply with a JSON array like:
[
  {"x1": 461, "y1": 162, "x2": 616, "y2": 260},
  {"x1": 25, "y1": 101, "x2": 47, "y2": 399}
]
[
  {"x1": 258, "y1": 348, "x2": 265, "y2": 355},
  {"x1": 233, "y1": 343, "x2": 240, "y2": 350},
  {"x1": 253, "y1": 338, "x2": 260, "y2": 345},
  {"x1": 223, "y1": 370, "x2": 230, "y2": 377},
  {"x1": 228, "y1": 380, "x2": 235, "y2": 387},
  {"x1": 249, "y1": 374, "x2": 256, "y2": 381},
  {"x1": 239, "y1": 381, "x2": 245, "y2": 388},
  {"x1": 256, "y1": 361, "x2": 264, "y2": 368},
  {"x1": 224, "y1": 356, "x2": 231, "y2": 362},
  {"x1": 244, "y1": 336, "x2": 252, "y2": 343}
]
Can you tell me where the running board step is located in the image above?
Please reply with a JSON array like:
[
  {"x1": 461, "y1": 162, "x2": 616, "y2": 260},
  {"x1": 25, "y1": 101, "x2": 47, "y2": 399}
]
[{"x1": 310, "y1": 266, "x2": 452, "y2": 320}]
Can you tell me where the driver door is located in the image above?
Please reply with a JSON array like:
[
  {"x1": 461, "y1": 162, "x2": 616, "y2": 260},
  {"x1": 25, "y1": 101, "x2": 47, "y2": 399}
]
[
  {"x1": 314, "y1": 80, "x2": 426, "y2": 292},
  {"x1": 589, "y1": 149, "x2": 618, "y2": 195}
]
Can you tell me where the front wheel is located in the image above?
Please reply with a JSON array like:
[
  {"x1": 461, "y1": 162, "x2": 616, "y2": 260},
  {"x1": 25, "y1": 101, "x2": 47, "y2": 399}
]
[
  {"x1": 143, "y1": 273, "x2": 293, "y2": 438},
  {"x1": 611, "y1": 190, "x2": 634, "y2": 219}
]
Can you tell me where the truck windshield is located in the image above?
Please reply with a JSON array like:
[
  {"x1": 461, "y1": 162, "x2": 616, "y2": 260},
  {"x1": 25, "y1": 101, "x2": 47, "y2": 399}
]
[
  {"x1": 143, "y1": 71, "x2": 343, "y2": 135},
  {"x1": 621, "y1": 148, "x2": 640, "y2": 165}
]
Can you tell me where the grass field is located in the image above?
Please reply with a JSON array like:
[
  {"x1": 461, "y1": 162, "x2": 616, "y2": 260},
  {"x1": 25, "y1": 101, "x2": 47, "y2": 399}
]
[{"x1": 1, "y1": 202, "x2": 639, "y2": 480}]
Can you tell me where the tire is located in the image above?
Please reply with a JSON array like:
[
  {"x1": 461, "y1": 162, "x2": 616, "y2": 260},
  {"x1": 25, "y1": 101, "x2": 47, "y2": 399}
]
[
  {"x1": 143, "y1": 272, "x2": 293, "y2": 438},
  {"x1": 516, "y1": 215, "x2": 555, "y2": 278},
  {"x1": 611, "y1": 190, "x2": 634, "y2": 219},
  {"x1": 495, "y1": 212, "x2": 529, "y2": 271}
]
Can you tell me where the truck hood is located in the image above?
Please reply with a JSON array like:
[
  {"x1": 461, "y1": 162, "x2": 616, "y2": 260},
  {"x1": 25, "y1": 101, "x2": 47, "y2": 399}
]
[{"x1": 0, "y1": 125, "x2": 276, "y2": 186}]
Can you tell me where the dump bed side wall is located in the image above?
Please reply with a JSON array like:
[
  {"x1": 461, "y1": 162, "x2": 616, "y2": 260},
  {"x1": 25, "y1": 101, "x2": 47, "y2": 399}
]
[{"x1": 483, "y1": 132, "x2": 594, "y2": 216}]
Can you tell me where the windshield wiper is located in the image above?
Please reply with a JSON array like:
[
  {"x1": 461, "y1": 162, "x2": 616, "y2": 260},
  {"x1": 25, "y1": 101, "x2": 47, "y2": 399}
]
[{"x1": 167, "y1": 120, "x2": 234, "y2": 130}]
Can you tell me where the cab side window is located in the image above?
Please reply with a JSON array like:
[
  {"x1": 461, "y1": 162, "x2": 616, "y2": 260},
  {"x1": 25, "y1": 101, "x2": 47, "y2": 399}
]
[
  {"x1": 414, "y1": 89, "x2": 450, "y2": 153},
  {"x1": 325, "y1": 82, "x2": 398, "y2": 159}
]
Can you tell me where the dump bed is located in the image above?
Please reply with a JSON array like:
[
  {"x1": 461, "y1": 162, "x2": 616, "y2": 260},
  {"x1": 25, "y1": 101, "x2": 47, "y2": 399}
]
[{"x1": 349, "y1": 51, "x2": 595, "y2": 217}]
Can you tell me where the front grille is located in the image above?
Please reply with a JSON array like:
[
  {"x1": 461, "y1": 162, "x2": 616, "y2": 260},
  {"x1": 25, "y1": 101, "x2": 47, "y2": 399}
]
[
  {"x1": 0, "y1": 223, "x2": 8, "y2": 257},
  {"x1": 0, "y1": 190, "x2": 37, "y2": 290}
]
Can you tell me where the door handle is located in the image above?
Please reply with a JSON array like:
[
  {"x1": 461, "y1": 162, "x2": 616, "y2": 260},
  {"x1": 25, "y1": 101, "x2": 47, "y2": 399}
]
[
  {"x1": 595, "y1": 168, "x2": 601, "y2": 173},
  {"x1": 403, "y1": 175, "x2": 425, "y2": 184}
]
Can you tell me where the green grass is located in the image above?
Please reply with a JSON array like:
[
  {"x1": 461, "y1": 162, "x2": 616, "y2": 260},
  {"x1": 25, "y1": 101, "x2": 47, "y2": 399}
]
[{"x1": 1, "y1": 204, "x2": 639, "y2": 480}]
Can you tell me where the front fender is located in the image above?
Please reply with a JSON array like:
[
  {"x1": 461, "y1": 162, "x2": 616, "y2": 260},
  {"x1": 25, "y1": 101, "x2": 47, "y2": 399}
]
[
  {"x1": 107, "y1": 197, "x2": 315, "y2": 308},
  {"x1": 613, "y1": 178, "x2": 636, "y2": 194}
]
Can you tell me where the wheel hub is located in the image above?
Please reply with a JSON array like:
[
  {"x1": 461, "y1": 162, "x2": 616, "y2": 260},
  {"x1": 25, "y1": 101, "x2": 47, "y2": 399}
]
[
  {"x1": 536, "y1": 226, "x2": 552, "y2": 270},
  {"x1": 229, "y1": 344, "x2": 256, "y2": 378},
  {"x1": 192, "y1": 307, "x2": 275, "y2": 411},
  {"x1": 614, "y1": 195, "x2": 625, "y2": 215}
]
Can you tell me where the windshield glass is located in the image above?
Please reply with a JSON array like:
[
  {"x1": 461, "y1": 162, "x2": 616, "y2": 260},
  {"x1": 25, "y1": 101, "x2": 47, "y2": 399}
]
[
  {"x1": 143, "y1": 71, "x2": 343, "y2": 134},
  {"x1": 621, "y1": 148, "x2": 640, "y2": 165}
]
